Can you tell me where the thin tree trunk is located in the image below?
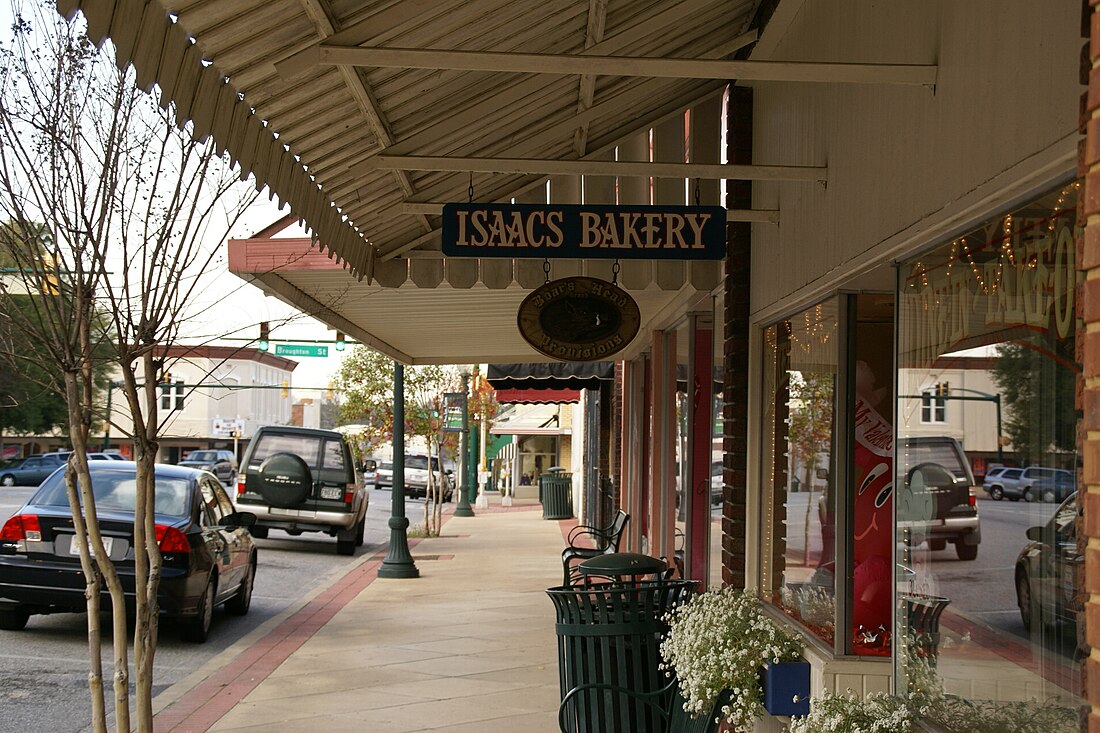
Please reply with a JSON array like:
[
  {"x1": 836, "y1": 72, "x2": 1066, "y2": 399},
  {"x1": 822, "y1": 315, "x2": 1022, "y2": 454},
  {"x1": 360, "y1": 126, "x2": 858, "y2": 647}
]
[
  {"x1": 126, "y1": 351, "x2": 163, "y2": 732},
  {"x1": 63, "y1": 370, "x2": 130, "y2": 732},
  {"x1": 63, "y1": 454, "x2": 107, "y2": 733}
]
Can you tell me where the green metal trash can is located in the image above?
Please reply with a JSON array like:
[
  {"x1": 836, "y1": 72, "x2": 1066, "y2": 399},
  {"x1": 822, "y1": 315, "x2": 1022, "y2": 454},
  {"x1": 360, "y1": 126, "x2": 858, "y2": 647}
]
[
  {"x1": 547, "y1": 579, "x2": 697, "y2": 733},
  {"x1": 540, "y1": 469, "x2": 573, "y2": 520}
]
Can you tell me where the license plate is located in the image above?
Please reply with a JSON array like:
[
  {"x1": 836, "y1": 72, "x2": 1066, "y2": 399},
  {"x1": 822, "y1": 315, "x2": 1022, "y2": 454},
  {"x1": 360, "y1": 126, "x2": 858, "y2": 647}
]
[
  {"x1": 320, "y1": 487, "x2": 342, "y2": 500},
  {"x1": 71, "y1": 537, "x2": 112, "y2": 558}
]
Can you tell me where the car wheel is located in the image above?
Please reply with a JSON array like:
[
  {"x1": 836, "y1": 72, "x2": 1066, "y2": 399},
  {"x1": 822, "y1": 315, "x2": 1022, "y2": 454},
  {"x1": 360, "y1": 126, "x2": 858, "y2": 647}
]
[
  {"x1": 989, "y1": 486, "x2": 1004, "y2": 501},
  {"x1": 0, "y1": 607, "x2": 29, "y2": 630},
  {"x1": 927, "y1": 539, "x2": 947, "y2": 552},
  {"x1": 257, "y1": 453, "x2": 313, "y2": 508},
  {"x1": 1016, "y1": 569, "x2": 1036, "y2": 631},
  {"x1": 336, "y1": 536, "x2": 356, "y2": 556},
  {"x1": 225, "y1": 556, "x2": 256, "y2": 616},
  {"x1": 0, "y1": 474, "x2": 14, "y2": 487},
  {"x1": 955, "y1": 541, "x2": 978, "y2": 561},
  {"x1": 1023, "y1": 488, "x2": 1035, "y2": 503},
  {"x1": 181, "y1": 575, "x2": 216, "y2": 643},
  {"x1": 354, "y1": 518, "x2": 366, "y2": 547},
  {"x1": 250, "y1": 526, "x2": 269, "y2": 540},
  {"x1": 1041, "y1": 488, "x2": 1056, "y2": 503}
]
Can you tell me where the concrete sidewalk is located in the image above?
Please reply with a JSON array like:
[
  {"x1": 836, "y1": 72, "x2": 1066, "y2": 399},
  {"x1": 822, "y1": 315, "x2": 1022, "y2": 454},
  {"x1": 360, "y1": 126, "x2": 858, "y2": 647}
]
[{"x1": 152, "y1": 502, "x2": 568, "y2": 733}]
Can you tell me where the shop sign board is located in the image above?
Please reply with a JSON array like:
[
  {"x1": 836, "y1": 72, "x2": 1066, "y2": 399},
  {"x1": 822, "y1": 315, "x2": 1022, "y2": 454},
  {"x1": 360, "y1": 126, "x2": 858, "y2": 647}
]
[
  {"x1": 442, "y1": 203, "x2": 726, "y2": 259},
  {"x1": 212, "y1": 417, "x2": 245, "y2": 438},
  {"x1": 517, "y1": 276, "x2": 641, "y2": 361}
]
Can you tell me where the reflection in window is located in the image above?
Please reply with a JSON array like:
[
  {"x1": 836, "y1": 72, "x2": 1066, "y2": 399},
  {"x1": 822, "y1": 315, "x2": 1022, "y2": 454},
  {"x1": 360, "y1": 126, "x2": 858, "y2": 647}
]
[
  {"x1": 762, "y1": 302, "x2": 838, "y2": 648},
  {"x1": 897, "y1": 183, "x2": 1081, "y2": 727},
  {"x1": 920, "y1": 384, "x2": 948, "y2": 423}
]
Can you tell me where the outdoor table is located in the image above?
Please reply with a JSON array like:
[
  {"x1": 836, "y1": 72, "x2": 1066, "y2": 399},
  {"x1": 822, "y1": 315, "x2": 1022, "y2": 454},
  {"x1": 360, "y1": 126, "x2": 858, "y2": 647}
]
[{"x1": 577, "y1": 552, "x2": 666, "y2": 587}]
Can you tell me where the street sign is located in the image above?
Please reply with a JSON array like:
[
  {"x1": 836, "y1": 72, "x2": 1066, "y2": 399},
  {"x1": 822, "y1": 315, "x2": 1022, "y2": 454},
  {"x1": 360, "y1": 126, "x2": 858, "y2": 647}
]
[{"x1": 275, "y1": 344, "x2": 329, "y2": 358}]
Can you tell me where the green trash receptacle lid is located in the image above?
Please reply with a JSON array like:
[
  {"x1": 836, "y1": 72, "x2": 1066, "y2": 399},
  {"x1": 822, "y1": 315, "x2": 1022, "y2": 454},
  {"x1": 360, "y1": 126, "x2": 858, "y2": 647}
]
[{"x1": 577, "y1": 552, "x2": 666, "y2": 579}]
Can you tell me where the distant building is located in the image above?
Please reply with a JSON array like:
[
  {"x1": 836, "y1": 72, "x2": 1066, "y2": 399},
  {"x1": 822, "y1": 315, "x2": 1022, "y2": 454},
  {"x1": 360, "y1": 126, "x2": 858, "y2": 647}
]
[{"x1": 106, "y1": 345, "x2": 298, "y2": 464}]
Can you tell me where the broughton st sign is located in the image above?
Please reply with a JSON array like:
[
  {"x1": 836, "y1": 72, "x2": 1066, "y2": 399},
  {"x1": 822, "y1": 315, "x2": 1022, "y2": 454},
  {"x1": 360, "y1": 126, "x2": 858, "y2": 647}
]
[{"x1": 442, "y1": 203, "x2": 726, "y2": 259}]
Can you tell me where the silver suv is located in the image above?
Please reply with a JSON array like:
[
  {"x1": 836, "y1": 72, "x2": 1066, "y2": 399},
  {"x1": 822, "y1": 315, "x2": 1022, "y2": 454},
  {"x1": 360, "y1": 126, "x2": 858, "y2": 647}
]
[
  {"x1": 233, "y1": 426, "x2": 367, "y2": 555},
  {"x1": 983, "y1": 465, "x2": 1074, "y2": 503}
]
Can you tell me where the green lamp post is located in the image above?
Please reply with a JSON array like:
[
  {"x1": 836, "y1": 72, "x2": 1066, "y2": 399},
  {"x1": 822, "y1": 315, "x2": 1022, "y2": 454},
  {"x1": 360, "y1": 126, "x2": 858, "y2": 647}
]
[
  {"x1": 453, "y1": 371, "x2": 476, "y2": 517},
  {"x1": 378, "y1": 361, "x2": 419, "y2": 578}
]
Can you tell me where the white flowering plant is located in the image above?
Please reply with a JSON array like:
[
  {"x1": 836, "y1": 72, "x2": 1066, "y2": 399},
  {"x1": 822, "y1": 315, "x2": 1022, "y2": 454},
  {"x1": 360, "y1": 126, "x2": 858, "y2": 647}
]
[
  {"x1": 787, "y1": 691, "x2": 914, "y2": 733},
  {"x1": 659, "y1": 587, "x2": 804, "y2": 731}
]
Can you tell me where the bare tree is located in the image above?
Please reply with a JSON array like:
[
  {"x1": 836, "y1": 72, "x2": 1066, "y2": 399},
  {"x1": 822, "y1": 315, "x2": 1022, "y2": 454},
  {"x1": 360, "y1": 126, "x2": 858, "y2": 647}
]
[
  {"x1": 0, "y1": 4, "x2": 258, "y2": 731},
  {"x1": 336, "y1": 349, "x2": 464, "y2": 536}
]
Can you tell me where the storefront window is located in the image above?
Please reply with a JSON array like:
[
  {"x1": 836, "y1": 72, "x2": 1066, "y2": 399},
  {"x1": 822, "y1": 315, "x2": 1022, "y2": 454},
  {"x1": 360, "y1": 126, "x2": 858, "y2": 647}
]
[
  {"x1": 762, "y1": 300, "x2": 838, "y2": 648},
  {"x1": 896, "y1": 183, "x2": 1082, "y2": 722}
]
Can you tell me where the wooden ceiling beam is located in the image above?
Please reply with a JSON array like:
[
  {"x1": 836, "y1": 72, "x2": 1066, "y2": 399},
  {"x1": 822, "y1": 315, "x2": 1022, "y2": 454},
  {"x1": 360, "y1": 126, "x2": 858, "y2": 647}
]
[
  {"x1": 362, "y1": 155, "x2": 827, "y2": 183},
  {"x1": 281, "y1": 46, "x2": 936, "y2": 86},
  {"x1": 295, "y1": 0, "x2": 432, "y2": 231}
]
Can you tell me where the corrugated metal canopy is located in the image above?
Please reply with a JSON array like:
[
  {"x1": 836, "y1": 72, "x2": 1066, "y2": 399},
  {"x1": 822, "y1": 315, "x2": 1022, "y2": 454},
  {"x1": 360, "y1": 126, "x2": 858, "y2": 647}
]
[{"x1": 65, "y1": 0, "x2": 769, "y2": 362}]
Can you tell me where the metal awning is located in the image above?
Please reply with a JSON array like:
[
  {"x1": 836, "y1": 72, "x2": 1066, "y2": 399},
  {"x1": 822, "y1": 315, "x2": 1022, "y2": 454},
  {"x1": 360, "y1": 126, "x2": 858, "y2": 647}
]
[
  {"x1": 65, "y1": 1, "x2": 931, "y2": 363},
  {"x1": 487, "y1": 362, "x2": 614, "y2": 391}
]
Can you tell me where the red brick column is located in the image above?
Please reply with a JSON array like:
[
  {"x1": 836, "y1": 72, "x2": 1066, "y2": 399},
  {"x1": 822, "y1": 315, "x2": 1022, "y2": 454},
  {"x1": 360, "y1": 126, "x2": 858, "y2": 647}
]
[
  {"x1": 1082, "y1": 2, "x2": 1097, "y2": 729},
  {"x1": 722, "y1": 86, "x2": 752, "y2": 588}
]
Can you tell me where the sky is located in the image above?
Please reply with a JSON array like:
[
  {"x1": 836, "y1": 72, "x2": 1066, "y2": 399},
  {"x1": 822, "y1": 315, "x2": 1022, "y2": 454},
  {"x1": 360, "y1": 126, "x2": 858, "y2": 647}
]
[{"x1": 185, "y1": 200, "x2": 350, "y2": 393}]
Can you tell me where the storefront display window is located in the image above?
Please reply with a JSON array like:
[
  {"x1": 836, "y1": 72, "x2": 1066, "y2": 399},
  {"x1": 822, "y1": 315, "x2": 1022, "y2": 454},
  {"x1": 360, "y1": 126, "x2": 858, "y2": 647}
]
[
  {"x1": 896, "y1": 183, "x2": 1082, "y2": 720},
  {"x1": 761, "y1": 300, "x2": 839, "y2": 648}
]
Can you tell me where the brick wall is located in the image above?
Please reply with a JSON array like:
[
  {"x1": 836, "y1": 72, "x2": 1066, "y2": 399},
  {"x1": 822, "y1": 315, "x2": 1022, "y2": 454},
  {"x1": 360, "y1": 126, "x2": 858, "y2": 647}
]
[
  {"x1": 723, "y1": 86, "x2": 752, "y2": 588},
  {"x1": 1077, "y1": 2, "x2": 1092, "y2": 728}
]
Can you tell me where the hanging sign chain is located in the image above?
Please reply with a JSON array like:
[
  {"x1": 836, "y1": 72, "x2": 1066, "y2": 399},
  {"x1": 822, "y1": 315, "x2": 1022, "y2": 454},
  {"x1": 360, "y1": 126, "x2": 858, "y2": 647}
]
[
  {"x1": 612, "y1": 259, "x2": 620, "y2": 286},
  {"x1": 694, "y1": 181, "x2": 701, "y2": 206},
  {"x1": 543, "y1": 259, "x2": 551, "y2": 284},
  {"x1": 468, "y1": 173, "x2": 474, "y2": 203}
]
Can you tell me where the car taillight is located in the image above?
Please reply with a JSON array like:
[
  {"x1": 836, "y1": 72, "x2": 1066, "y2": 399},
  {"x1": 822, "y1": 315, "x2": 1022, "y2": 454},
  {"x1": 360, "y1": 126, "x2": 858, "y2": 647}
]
[
  {"x1": 345, "y1": 484, "x2": 356, "y2": 504},
  {"x1": 0, "y1": 514, "x2": 41, "y2": 542},
  {"x1": 237, "y1": 478, "x2": 246, "y2": 497},
  {"x1": 155, "y1": 525, "x2": 190, "y2": 554},
  {"x1": 968, "y1": 488, "x2": 978, "y2": 507}
]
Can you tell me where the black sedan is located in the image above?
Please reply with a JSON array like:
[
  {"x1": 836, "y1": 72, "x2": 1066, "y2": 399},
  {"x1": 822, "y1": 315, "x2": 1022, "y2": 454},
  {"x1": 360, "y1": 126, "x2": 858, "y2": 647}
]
[
  {"x1": 0, "y1": 462, "x2": 257, "y2": 642},
  {"x1": 1014, "y1": 491, "x2": 1081, "y2": 632}
]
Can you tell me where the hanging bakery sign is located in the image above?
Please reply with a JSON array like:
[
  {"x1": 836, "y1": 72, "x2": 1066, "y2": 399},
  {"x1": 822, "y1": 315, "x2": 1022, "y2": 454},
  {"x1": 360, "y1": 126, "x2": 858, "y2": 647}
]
[
  {"x1": 517, "y1": 276, "x2": 641, "y2": 361},
  {"x1": 442, "y1": 203, "x2": 725, "y2": 259}
]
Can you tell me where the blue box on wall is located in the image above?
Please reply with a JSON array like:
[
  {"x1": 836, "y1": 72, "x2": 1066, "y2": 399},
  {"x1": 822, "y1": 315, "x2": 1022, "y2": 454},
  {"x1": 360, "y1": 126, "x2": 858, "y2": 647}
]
[{"x1": 762, "y1": 661, "x2": 810, "y2": 716}]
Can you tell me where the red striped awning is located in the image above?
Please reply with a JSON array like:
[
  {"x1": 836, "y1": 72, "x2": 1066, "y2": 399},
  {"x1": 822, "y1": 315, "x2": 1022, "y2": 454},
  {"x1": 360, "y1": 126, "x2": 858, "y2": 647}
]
[{"x1": 494, "y1": 388, "x2": 581, "y2": 404}]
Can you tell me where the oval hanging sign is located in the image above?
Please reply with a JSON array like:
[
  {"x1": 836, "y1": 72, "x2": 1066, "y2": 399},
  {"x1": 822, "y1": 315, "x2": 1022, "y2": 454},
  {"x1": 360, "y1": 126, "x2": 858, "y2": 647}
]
[{"x1": 517, "y1": 276, "x2": 641, "y2": 361}]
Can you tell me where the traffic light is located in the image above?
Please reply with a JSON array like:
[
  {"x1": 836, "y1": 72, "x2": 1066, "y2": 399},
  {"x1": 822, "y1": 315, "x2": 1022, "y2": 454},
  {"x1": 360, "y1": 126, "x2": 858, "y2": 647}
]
[
  {"x1": 335, "y1": 332, "x2": 345, "y2": 351},
  {"x1": 39, "y1": 254, "x2": 59, "y2": 296},
  {"x1": 258, "y1": 322, "x2": 270, "y2": 351}
]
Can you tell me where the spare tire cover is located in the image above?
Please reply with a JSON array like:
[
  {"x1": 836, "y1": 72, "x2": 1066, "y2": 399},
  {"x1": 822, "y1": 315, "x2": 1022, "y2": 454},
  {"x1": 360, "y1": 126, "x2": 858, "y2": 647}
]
[{"x1": 258, "y1": 453, "x2": 313, "y2": 508}]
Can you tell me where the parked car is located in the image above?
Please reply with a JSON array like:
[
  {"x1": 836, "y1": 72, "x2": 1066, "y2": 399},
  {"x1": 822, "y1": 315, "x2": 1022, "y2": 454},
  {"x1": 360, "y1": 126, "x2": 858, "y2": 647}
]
[
  {"x1": 984, "y1": 465, "x2": 1074, "y2": 503},
  {"x1": 178, "y1": 449, "x2": 238, "y2": 484},
  {"x1": 373, "y1": 460, "x2": 393, "y2": 489},
  {"x1": 0, "y1": 452, "x2": 125, "y2": 486},
  {"x1": 1015, "y1": 491, "x2": 1081, "y2": 631},
  {"x1": 233, "y1": 425, "x2": 368, "y2": 555},
  {"x1": 897, "y1": 436, "x2": 981, "y2": 560},
  {"x1": 370, "y1": 456, "x2": 453, "y2": 501},
  {"x1": 403, "y1": 454, "x2": 453, "y2": 501},
  {"x1": 0, "y1": 461, "x2": 257, "y2": 642},
  {"x1": 0, "y1": 454, "x2": 67, "y2": 486}
]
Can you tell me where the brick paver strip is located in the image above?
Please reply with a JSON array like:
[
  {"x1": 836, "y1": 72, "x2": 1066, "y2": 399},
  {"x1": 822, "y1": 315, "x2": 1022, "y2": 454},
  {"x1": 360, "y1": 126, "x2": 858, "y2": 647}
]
[{"x1": 153, "y1": 545, "x2": 403, "y2": 733}]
